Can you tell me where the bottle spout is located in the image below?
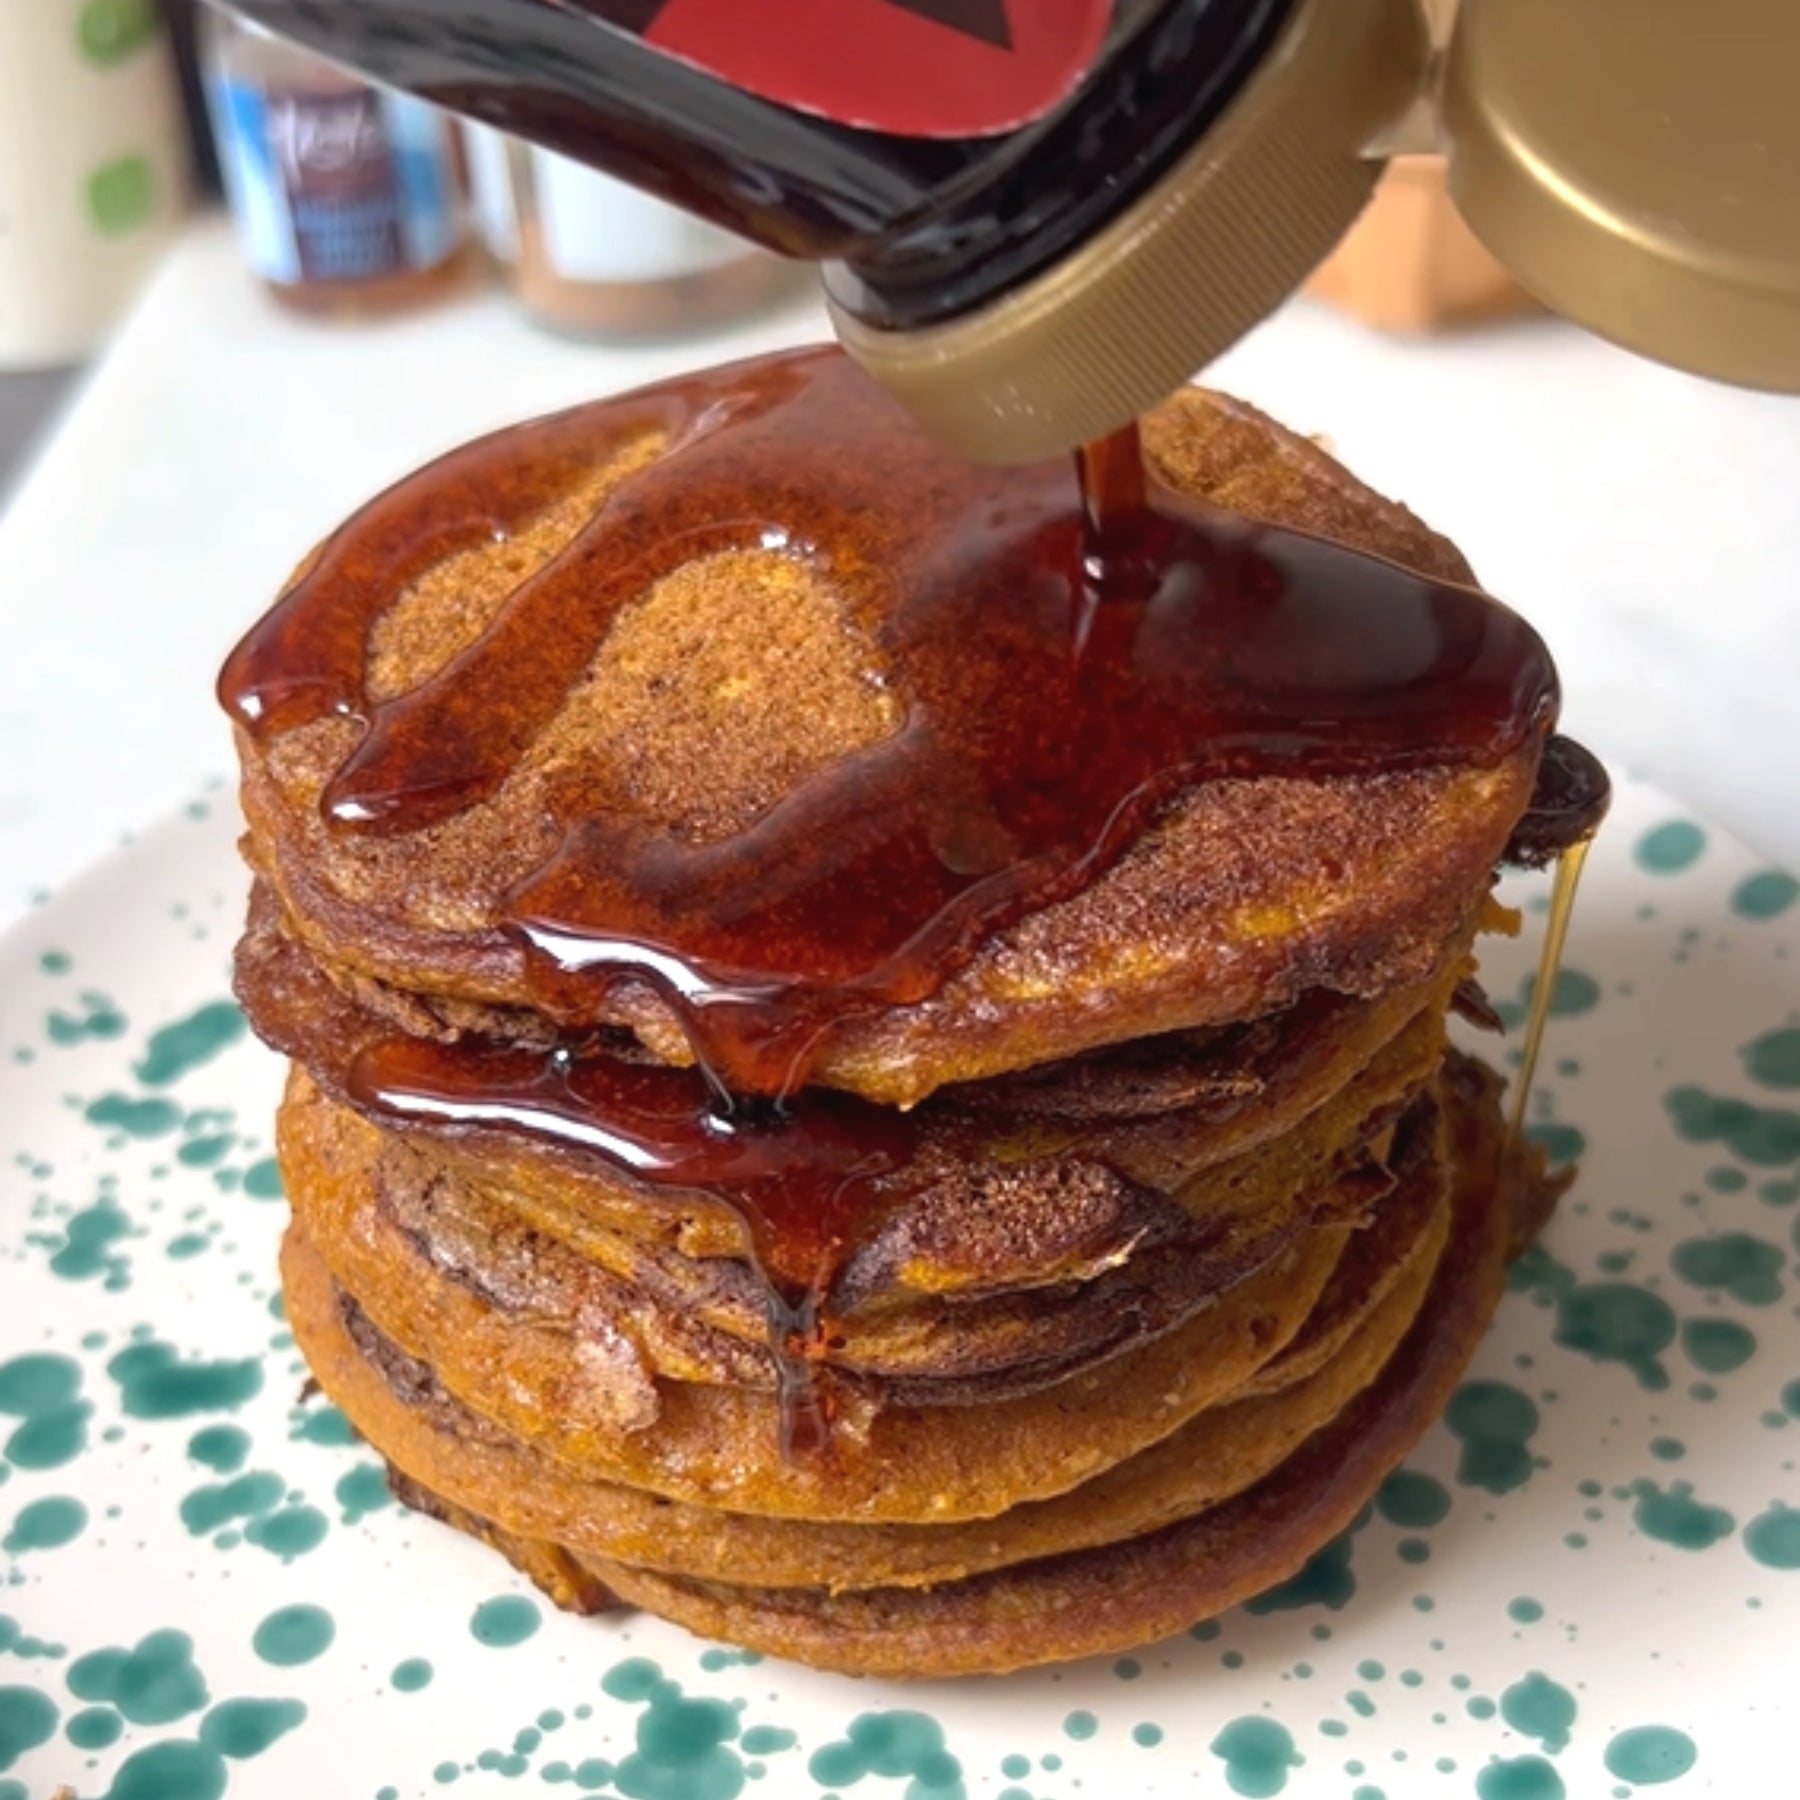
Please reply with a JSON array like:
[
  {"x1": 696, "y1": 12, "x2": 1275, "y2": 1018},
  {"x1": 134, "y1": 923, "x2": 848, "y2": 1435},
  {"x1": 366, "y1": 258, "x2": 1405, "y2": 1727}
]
[{"x1": 830, "y1": 0, "x2": 1431, "y2": 463}]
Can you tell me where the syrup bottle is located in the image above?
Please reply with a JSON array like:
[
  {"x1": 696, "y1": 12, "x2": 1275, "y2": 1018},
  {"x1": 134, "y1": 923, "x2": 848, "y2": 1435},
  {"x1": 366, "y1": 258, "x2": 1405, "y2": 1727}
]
[{"x1": 210, "y1": 0, "x2": 1799, "y2": 454}]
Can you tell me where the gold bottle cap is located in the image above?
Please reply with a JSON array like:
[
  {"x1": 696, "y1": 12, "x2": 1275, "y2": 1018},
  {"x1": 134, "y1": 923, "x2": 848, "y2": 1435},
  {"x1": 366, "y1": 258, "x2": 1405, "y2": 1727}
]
[
  {"x1": 1444, "y1": 0, "x2": 1800, "y2": 393},
  {"x1": 830, "y1": 0, "x2": 1428, "y2": 464}
]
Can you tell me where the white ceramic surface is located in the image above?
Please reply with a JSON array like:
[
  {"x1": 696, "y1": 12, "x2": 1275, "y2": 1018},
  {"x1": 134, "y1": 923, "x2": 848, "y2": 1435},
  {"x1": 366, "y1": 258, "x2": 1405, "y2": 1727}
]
[{"x1": 1, "y1": 777, "x2": 1797, "y2": 1799}]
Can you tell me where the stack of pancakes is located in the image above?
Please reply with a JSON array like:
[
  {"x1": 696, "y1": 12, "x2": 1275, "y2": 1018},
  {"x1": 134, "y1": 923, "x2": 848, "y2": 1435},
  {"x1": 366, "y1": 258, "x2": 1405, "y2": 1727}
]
[{"x1": 229, "y1": 370, "x2": 1555, "y2": 1678}]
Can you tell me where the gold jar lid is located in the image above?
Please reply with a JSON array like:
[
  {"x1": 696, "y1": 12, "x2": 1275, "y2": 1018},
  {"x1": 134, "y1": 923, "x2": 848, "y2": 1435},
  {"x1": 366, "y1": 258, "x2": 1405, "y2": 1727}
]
[
  {"x1": 831, "y1": 0, "x2": 1429, "y2": 464},
  {"x1": 1444, "y1": 0, "x2": 1800, "y2": 392}
]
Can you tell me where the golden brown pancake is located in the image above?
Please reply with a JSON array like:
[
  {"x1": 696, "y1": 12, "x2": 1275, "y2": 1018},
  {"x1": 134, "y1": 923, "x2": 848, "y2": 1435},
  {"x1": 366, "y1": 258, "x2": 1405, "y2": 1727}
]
[
  {"x1": 231, "y1": 383, "x2": 1538, "y2": 1108},
  {"x1": 272, "y1": 1000, "x2": 1441, "y2": 1398}
]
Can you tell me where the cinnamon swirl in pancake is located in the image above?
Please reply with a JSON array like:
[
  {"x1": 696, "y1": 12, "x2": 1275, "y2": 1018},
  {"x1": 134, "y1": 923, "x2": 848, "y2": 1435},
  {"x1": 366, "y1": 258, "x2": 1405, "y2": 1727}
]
[{"x1": 223, "y1": 345, "x2": 1600, "y2": 1676}]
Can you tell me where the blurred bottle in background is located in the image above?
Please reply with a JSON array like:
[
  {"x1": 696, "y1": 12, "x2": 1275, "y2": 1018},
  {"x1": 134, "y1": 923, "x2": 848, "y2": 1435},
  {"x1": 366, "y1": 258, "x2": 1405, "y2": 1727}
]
[
  {"x1": 1305, "y1": 154, "x2": 1537, "y2": 335},
  {"x1": 0, "y1": 1, "x2": 189, "y2": 369},
  {"x1": 200, "y1": 4, "x2": 471, "y2": 317},
  {"x1": 465, "y1": 127, "x2": 790, "y2": 341}
]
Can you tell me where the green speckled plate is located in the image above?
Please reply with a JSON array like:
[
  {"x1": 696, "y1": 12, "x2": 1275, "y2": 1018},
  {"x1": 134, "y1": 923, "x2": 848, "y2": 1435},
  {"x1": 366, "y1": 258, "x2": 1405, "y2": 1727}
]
[{"x1": 2, "y1": 779, "x2": 1798, "y2": 1800}]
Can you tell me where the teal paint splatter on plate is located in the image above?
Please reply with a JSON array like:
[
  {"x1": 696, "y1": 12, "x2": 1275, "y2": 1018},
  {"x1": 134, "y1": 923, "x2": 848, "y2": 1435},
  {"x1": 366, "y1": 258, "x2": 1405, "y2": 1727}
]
[
  {"x1": 0, "y1": 1619, "x2": 63, "y2": 1660},
  {"x1": 740, "y1": 1726, "x2": 793, "y2": 1755},
  {"x1": 1209, "y1": 1718, "x2": 1300, "y2": 1797},
  {"x1": 242, "y1": 1158, "x2": 284, "y2": 1201},
  {"x1": 253, "y1": 1605, "x2": 334, "y2": 1666},
  {"x1": 84, "y1": 1093, "x2": 182, "y2": 1139},
  {"x1": 1476, "y1": 1756, "x2": 1565, "y2": 1799},
  {"x1": 334, "y1": 1463, "x2": 391, "y2": 1523},
  {"x1": 1604, "y1": 1726, "x2": 1697, "y2": 1785},
  {"x1": 3, "y1": 1495, "x2": 86, "y2": 1553},
  {"x1": 135, "y1": 1001, "x2": 245, "y2": 1086},
  {"x1": 46, "y1": 995, "x2": 127, "y2": 1044},
  {"x1": 176, "y1": 1133, "x2": 235, "y2": 1169},
  {"x1": 1671, "y1": 1232, "x2": 1784, "y2": 1304},
  {"x1": 1665, "y1": 1087, "x2": 1800, "y2": 1166},
  {"x1": 0, "y1": 1354, "x2": 90, "y2": 1471},
  {"x1": 198, "y1": 1696, "x2": 306, "y2": 1758},
  {"x1": 291, "y1": 1404, "x2": 356, "y2": 1448},
  {"x1": 809, "y1": 1708, "x2": 965, "y2": 1798},
  {"x1": 66, "y1": 1704, "x2": 122, "y2": 1749},
  {"x1": 108, "y1": 1340, "x2": 263, "y2": 1418},
  {"x1": 1245, "y1": 1531, "x2": 1356, "y2": 1612},
  {"x1": 470, "y1": 1596, "x2": 540, "y2": 1648},
  {"x1": 1522, "y1": 968, "x2": 1602, "y2": 1018},
  {"x1": 187, "y1": 1424, "x2": 251, "y2": 1474},
  {"x1": 181, "y1": 1471, "x2": 284, "y2": 1535},
  {"x1": 243, "y1": 1503, "x2": 328, "y2": 1560},
  {"x1": 1631, "y1": 1480, "x2": 1736, "y2": 1549},
  {"x1": 1679, "y1": 1317, "x2": 1756, "y2": 1373},
  {"x1": 1526, "y1": 1122, "x2": 1588, "y2": 1165},
  {"x1": 0, "y1": 1686, "x2": 58, "y2": 1771},
  {"x1": 68, "y1": 1629, "x2": 208, "y2": 1725},
  {"x1": 1500, "y1": 1672, "x2": 1577, "y2": 1754},
  {"x1": 1553, "y1": 1284, "x2": 1676, "y2": 1389},
  {"x1": 45, "y1": 1192, "x2": 132, "y2": 1288},
  {"x1": 1636, "y1": 821, "x2": 1705, "y2": 873},
  {"x1": 100, "y1": 1740, "x2": 228, "y2": 1800},
  {"x1": 1745, "y1": 1027, "x2": 1800, "y2": 1090},
  {"x1": 1744, "y1": 1502, "x2": 1800, "y2": 1568},
  {"x1": 1376, "y1": 1470, "x2": 1451, "y2": 1528},
  {"x1": 1446, "y1": 1381, "x2": 1540, "y2": 1491},
  {"x1": 1733, "y1": 871, "x2": 1799, "y2": 919}
]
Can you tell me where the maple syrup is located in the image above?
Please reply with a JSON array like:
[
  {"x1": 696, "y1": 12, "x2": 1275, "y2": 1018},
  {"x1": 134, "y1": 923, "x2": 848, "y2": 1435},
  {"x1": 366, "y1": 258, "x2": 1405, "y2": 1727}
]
[
  {"x1": 345, "y1": 1032, "x2": 916, "y2": 1459},
  {"x1": 1505, "y1": 840, "x2": 1593, "y2": 1146}
]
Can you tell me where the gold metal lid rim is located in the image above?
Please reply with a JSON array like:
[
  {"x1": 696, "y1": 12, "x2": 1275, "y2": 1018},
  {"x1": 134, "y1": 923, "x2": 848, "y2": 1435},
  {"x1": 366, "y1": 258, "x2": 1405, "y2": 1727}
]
[{"x1": 830, "y1": 0, "x2": 1430, "y2": 464}]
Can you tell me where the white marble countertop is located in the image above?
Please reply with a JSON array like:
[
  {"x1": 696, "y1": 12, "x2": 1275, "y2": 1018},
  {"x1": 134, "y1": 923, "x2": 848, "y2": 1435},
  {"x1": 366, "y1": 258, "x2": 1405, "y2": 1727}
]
[{"x1": 2, "y1": 217, "x2": 1796, "y2": 931}]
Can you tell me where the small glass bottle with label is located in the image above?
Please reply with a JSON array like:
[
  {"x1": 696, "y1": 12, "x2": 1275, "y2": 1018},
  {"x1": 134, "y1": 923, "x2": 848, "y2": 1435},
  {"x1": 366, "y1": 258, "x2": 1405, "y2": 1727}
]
[
  {"x1": 201, "y1": 5, "x2": 470, "y2": 316},
  {"x1": 465, "y1": 127, "x2": 787, "y2": 340}
]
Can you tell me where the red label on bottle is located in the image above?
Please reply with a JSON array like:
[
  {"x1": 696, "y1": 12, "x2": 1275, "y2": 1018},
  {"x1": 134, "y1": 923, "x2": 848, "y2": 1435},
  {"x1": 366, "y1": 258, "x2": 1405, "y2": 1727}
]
[{"x1": 571, "y1": 0, "x2": 1113, "y2": 138}]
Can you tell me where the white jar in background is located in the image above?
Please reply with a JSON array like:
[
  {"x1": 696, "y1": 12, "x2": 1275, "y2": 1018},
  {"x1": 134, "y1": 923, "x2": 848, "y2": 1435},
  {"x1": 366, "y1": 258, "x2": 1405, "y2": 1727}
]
[
  {"x1": 465, "y1": 126, "x2": 790, "y2": 340},
  {"x1": 0, "y1": 0, "x2": 188, "y2": 369}
]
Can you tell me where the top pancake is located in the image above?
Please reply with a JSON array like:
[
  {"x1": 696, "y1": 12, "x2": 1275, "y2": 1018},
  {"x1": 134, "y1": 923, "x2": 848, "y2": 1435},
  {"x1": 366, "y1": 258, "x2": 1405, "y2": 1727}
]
[{"x1": 230, "y1": 361, "x2": 1541, "y2": 1107}]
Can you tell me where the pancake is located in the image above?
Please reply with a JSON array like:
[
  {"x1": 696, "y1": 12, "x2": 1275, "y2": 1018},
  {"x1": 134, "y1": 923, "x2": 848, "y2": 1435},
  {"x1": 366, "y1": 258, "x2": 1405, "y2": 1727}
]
[
  {"x1": 273, "y1": 998, "x2": 1441, "y2": 1399},
  {"x1": 229, "y1": 376, "x2": 1539, "y2": 1108}
]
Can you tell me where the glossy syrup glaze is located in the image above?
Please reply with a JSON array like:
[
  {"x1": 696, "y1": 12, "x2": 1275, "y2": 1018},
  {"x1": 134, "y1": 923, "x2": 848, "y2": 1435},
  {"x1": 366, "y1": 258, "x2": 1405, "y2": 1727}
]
[{"x1": 223, "y1": 346, "x2": 1582, "y2": 1455}]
